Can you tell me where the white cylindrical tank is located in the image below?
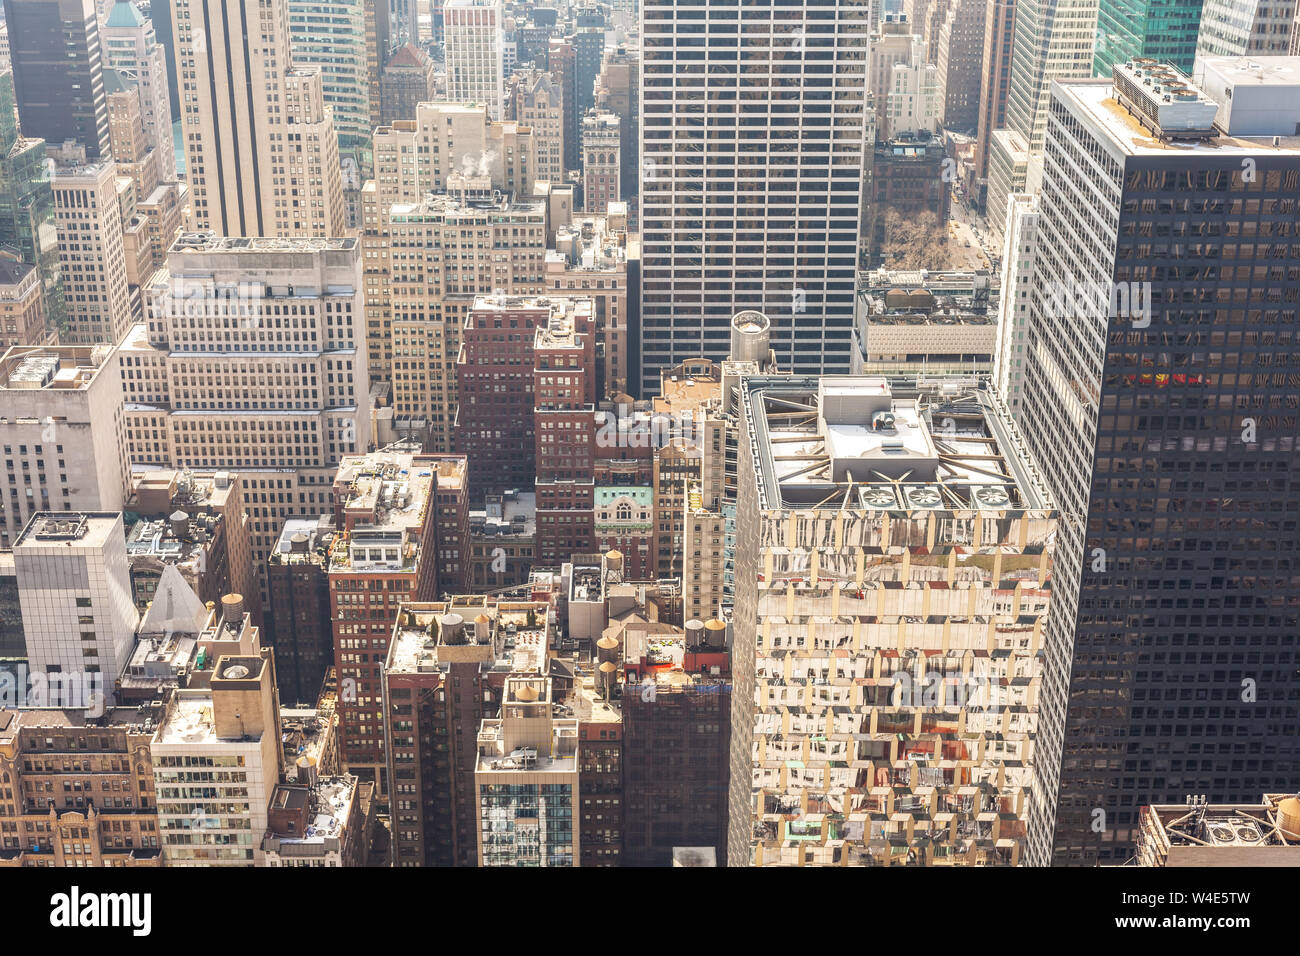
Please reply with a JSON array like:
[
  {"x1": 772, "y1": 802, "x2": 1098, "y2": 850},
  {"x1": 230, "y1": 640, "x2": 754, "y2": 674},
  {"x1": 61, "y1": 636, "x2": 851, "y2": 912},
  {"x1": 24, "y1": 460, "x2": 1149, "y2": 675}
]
[{"x1": 730, "y1": 310, "x2": 771, "y2": 364}]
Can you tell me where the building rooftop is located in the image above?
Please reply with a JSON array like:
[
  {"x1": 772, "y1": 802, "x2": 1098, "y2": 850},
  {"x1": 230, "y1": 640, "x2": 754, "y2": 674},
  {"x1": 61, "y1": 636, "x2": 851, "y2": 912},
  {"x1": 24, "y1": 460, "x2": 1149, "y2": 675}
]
[
  {"x1": 569, "y1": 562, "x2": 605, "y2": 605},
  {"x1": 388, "y1": 192, "x2": 546, "y2": 222},
  {"x1": 121, "y1": 623, "x2": 198, "y2": 689},
  {"x1": 171, "y1": 232, "x2": 358, "y2": 254},
  {"x1": 13, "y1": 512, "x2": 121, "y2": 550},
  {"x1": 125, "y1": 512, "x2": 217, "y2": 574},
  {"x1": 1061, "y1": 73, "x2": 1300, "y2": 155},
  {"x1": 135, "y1": 563, "x2": 209, "y2": 636},
  {"x1": 281, "y1": 707, "x2": 334, "y2": 768},
  {"x1": 0, "y1": 256, "x2": 35, "y2": 287},
  {"x1": 268, "y1": 516, "x2": 333, "y2": 566},
  {"x1": 0, "y1": 702, "x2": 165, "y2": 739},
  {"x1": 469, "y1": 293, "x2": 580, "y2": 314},
  {"x1": 265, "y1": 776, "x2": 356, "y2": 845},
  {"x1": 1138, "y1": 796, "x2": 1300, "y2": 865},
  {"x1": 534, "y1": 299, "x2": 594, "y2": 350},
  {"x1": 386, "y1": 600, "x2": 550, "y2": 675},
  {"x1": 653, "y1": 360, "x2": 722, "y2": 417},
  {"x1": 744, "y1": 377, "x2": 1053, "y2": 512},
  {"x1": 475, "y1": 676, "x2": 579, "y2": 774},
  {"x1": 155, "y1": 694, "x2": 217, "y2": 746},
  {"x1": 0, "y1": 345, "x2": 114, "y2": 392},
  {"x1": 471, "y1": 490, "x2": 536, "y2": 537},
  {"x1": 329, "y1": 448, "x2": 435, "y2": 573},
  {"x1": 105, "y1": 0, "x2": 147, "y2": 29},
  {"x1": 129, "y1": 469, "x2": 240, "y2": 517}
]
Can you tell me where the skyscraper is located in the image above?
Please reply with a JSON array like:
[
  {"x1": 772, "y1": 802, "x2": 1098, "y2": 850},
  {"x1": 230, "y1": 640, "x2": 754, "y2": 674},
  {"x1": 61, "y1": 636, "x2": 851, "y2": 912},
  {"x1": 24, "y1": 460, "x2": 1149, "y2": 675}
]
[
  {"x1": 638, "y1": 0, "x2": 873, "y2": 394},
  {"x1": 288, "y1": 0, "x2": 373, "y2": 170},
  {"x1": 508, "y1": 69, "x2": 566, "y2": 185},
  {"x1": 443, "y1": 0, "x2": 504, "y2": 119},
  {"x1": 1020, "y1": 62, "x2": 1300, "y2": 865},
  {"x1": 169, "y1": 0, "x2": 345, "y2": 237},
  {"x1": 101, "y1": 0, "x2": 177, "y2": 182},
  {"x1": 1196, "y1": 0, "x2": 1294, "y2": 64},
  {"x1": 2, "y1": 0, "x2": 110, "y2": 158},
  {"x1": 571, "y1": 5, "x2": 607, "y2": 161},
  {"x1": 14, "y1": 512, "x2": 139, "y2": 697},
  {"x1": 595, "y1": 46, "x2": 639, "y2": 201},
  {"x1": 379, "y1": 41, "x2": 436, "y2": 125},
  {"x1": 51, "y1": 162, "x2": 135, "y2": 345},
  {"x1": 0, "y1": 345, "x2": 129, "y2": 547},
  {"x1": 581, "y1": 109, "x2": 620, "y2": 214},
  {"x1": 987, "y1": 0, "x2": 1100, "y2": 244},
  {"x1": 729, "y1": 375, "x2": 1056, "y2": 866},
  {"x1": 973, "y1": 0, "x2": 1015, "y2": 205},
  {"x1": 1093, "y1": 0, "x2": 1205, "y2": 75},
  {"x1": 1003, "y1": 0, "x2": 1101, "y2": 153},
  {"x1": 126, "y1": 233, "x2": 371, "y2": 565},
  {"x1": 0, "y1": 71, "x2": 64, "y2": 328},
  {"x1": 934, "y1": 0, "x2": 985, "y2": 133}
]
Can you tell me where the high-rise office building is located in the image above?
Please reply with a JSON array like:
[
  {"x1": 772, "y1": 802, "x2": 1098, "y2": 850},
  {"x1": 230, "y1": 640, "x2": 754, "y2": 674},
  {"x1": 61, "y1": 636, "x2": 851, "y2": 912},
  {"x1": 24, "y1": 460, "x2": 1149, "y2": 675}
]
[
  {"x1": 150, "y1": 603, "x2": 283, "y2": 866},
  {"x1": 101, "y1": 0, "x2": 177, "y2": 182},
  {"x1": 379, "y1": 41, "x2": 436, "y2": 125},
  {"x1": 544, "y1": 206, "x2": 635, "y2": 399},
  {"x1": 581, "y1": 110, "x2": 620, "y2": 214},
  {"x1": 729, "y1": 375, "x2": 1056, "y2": 866},
  {"x1": 369, "y1": 188, "x2": 546, "y2": 451},
  {"x1": 0, "y1": 72, "x2": 64, "y2": 328},
  {"x1": 125, "y1": 233, "x2": 371, "y2": 566},
  {"x1": 288, "y1": 0, "x2": 373, "y2": 170},
  {"x1": 327, "y1": 446, "x2": 440, "y2": 794},
  {"x1": 1093, "y1": 0, "x2": 1205, "y2": 75},
  {"x1": 170, "y1": 0, "x2": 345, "y2": 237},
  {"x1": 988, "y1": 0, "x2": 1100, "y2": 244},
  {"x1": 884, "y1": 49, "x2": 941, "y2": 138},
  {"x1": 571, "y1": 5, "x2": 607, "y2": 153},
  {"x1": 546, "y1": 38, "x2": 578, "y2": 173},
  {"x1": 621, "y1": 618, "x2": 731, "y2": 866},
  {"x1": 443, "y1": 0, "x2": 504, "y2": 120},
  {"x1": 934, "y1": 0, "x2": 985, "y2": 133},
  {"x1": 266, "y1": 516, "x2": 334, "y2": 704},
  {"x1": 904, "y1": 0, "x2": 951, "y2": 61},
  {"x1": 1020, "y1": 62, "x2": 1300, "y2": 865},
  {"x1": 594, "y1": 45, "x2": 639, "y2": 201},
  {"x1": 639, "y1": 0, "x2": 873, "y2": 394},
  {"x1": 870, "y1": 15, "x2": 923, "y2": 135},
  {"x1": 993, "y1": 191, "x2": 1037, "y2": 415},
  {"x1": 507, "y1": 69, "x2": 566, "y2": 185},
  {"x1": 0, "y1": 345, "x2": 129, "y2": 546},
  {"x1": 973, "y1": 0, "x2": 1016, "y2": 204},
  {"x1": 0, "y1": 257, "x2": 47, "y2": 348},
  {"x1": 1003, "y1": 0, "x2": 1102, "y2": 153},
  {"x1": 1196, "y1": 0, "x2": 1294, "y2": 65},
  {"x1": 14, "y1": 512, "x2": 139, "y2": 697},
  {"x1": 51, "y1": 162, "x2": 136, "y2": 345},
  {"x1": 475, "y1": 673, "x2": 579, "y2": 865},
  {"x1": 103, "y1": 75, "x2": 189, "y2": 282},
  {"x1": 2, "y1": 0, "x2": 111, "y2": 158},
  {"x1": 382, "y1": 598, "x2": 531, "y2": 866}
]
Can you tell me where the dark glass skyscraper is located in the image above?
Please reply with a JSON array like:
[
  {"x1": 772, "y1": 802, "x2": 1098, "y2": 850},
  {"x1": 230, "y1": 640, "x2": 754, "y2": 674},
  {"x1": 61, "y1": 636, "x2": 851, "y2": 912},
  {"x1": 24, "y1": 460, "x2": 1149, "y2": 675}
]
[
  {"x1": 1093, "y1": 0, "x2": 1206, "y2": 76},
  {"x1": 0, "y1": 71, "x2": 64, "y2": 329},
  {"x1": 1022, "y1": 64, "x2": 1300, "y2": 865},
  {"x1": 2, "y1": 0, "x2": 110, "y2": 159}
]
